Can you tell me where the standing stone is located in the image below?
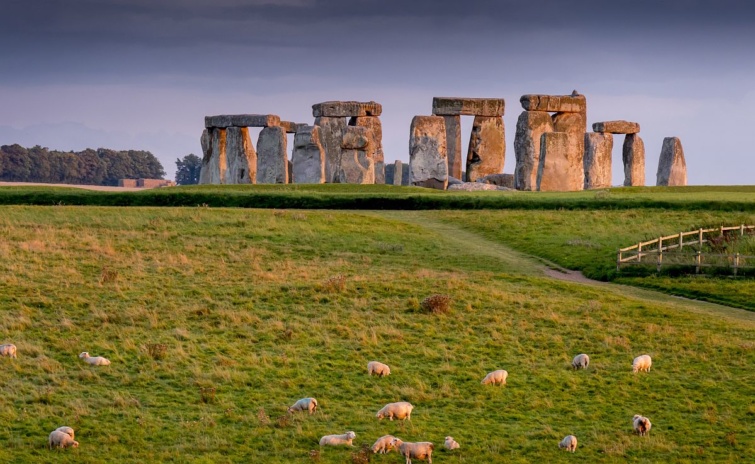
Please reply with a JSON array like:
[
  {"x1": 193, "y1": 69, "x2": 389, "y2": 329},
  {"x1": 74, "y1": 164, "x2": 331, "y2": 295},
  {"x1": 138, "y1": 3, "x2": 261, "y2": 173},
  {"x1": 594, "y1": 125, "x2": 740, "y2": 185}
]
[
  {"x1": 514, "y1": 111, "x2": 553, "y2": 190},
  {"x1": 350, "y1": 116, "x2": 383, "y2": 183},
  {"x1": 385, "y1": 163, "x2": 395, "y2": 185},
  {"x1": 202, "y1": 128, "x2": 227, "y2": 184},
  {"x1": 292, "y1": 125, "x2": 326, "y2": 184},
  {"x1": 622, "y1": 134, "x2": 645, "y2": 186},
  {"x1": 256, "y1": 126, "x2": 288, "y2": 184},
  {"x1": 657, "y1": 137, "x2": 687, "y2": 186},
  {"x1": 442, "y1": 115, "x2": 462, "y2": 180},
  {"x1": 224, "y1": 127, "x2": 257, "y2": 184},
  {"x1": 199, "y1": 129, "x2": 212, "y2": 184},
  {"x1": 401, "y1": 163, "x2": 411, "y2": 186},
  {"x1": 393, "y1": 160, "x2": 403, "y2": 186},
  {"x1": 288, "y1": 160, "x2": 293, "y2": 184},
  {"x1": 583, "y1": 133, "x2": 613, "y2": 189},
  {"x1": 537, "y1": 132, "x2": 584, "y2": 191},
  {"x1": 466, "y1": 116, "x2": 505, "y2": 182},
  {"x1": 409, "y1": 116, "x2": 448, "y2": 190},
  {"x1": 336, "y1": 126, "x2": 374, "y2": 184},
  {"x1": 314, "y1": 116, "x2": 346, "y2": 182}
]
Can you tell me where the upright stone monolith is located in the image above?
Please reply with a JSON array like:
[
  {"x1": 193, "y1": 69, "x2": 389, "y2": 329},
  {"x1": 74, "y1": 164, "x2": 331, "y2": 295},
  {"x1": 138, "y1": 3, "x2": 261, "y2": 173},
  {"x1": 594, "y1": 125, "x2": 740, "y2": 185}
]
[
  {"x1": 336, "y1": 126, "x2": 374, "y2": 184},
  {"x1": 409, "y1": 116, "x2": 448, "y2": 190},
  {"x1": 292, "y1": 125, "x2": 325, "y2": 184},
  {"x1": 393, "y1": 160, "x2": 404, "y2": 186},
  {"x1": 256, "y1": 126, "x2": 288, "y2": 184},
  {"x1": 203, "y1": 128, "x2": 227, "y2": 184},
  {"x1": 537, "y1": 132, "x2": 584, "y2": 191},
  {"x1": 225, "y1": 127, "x2": 257, "y2": 184},
  {"x1": 385, "y1": 163, "x2": 395, "y2": 185},
  {"x1": 514, "y1": 111, "x2": 553, "y2": 190},
  {"x1": 622, "y1": 134, "x2": 645, "y2": 186},
  {"x1": 314, "y1": 116, "x2": 346, "y2": 183},
  {"x1": 350, "y1": 116, "x2": 382, "y2": 184},
  {"x1": 401, "y1": 163, "x2": 410, "y2": 186},
  {"x1": 443, "y1": 115, "x2": 462, "y2": 179},
  {"x1": 466, "y1": 116, "x2": 504, "y2": 182},
  {"x1": 657, "y1": 137, "x2": 687, "y2": 186},
  {"x1": 199, "y1": 129, "x2": 212, "y2": 184},
  {"x1": 583, "y1": 133, "x2": 613, "y2": 189}
]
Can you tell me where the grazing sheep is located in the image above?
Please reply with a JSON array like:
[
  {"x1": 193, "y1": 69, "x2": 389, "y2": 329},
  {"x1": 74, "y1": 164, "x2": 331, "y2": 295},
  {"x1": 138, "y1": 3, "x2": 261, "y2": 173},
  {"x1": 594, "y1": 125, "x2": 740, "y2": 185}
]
[
  {"x1": 48, "y1": 430, "x2": 79, "y2": 449},
  {"x1": 79, "y1": 352, "x2": 110, "y2": 366},
  {"x1": 319, "y1": 431, "x2": 356, "y2": 447},
  {"x1": 376, "y1": 401, "x2": 414, "y2": 421},
  {"x1": 572, "y1": 354, "x2": 589, "y2": 370},
  {"x1": 632, "y1": 355, "x2": 652, "y2": 373},
  {"x1": 367, "y1": 361, "x2": 391, "y2": 377},
  {"x1": 444, "y1": 436, "x2": 460, "y2": 450},
  {"x1": 559, "y1": 435, "x2": 577, "y2": 452},
  {"x1": 391, "y1": 438, "x2": 434, "y2": 464},
  {"x1": 0, "y1": 344, "x2": 17, "y2": 358},
  {"x1": 287, "y1": 397, "x2": 318, "y2": 415},
  {"x1": 481, "y1": 369, "x2": 508, "y2": 386},
  {"x1": 633, "y1": 415, "x2": 652, "y2": 436},
  {"x1": 371, "y1": 434, "x2": 398, "y2": 454},
  {"x1": 54, "y1": 426, "x2": 75, "y2": 440}
]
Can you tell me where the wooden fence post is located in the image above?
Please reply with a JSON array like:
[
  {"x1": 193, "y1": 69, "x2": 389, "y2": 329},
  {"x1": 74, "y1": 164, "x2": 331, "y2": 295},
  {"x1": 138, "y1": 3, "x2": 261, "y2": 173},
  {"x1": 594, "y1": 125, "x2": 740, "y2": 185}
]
[
  {"x1": 698, "y1": 228, "x2": 703, "y2": 248},
  {"x1": 696, "y1": 250, "x2": 702, "y2": 274},
  {"x1": 734, "y1": 253, "x2": 739, "y2": 277},
  {"x1": 742, "y1": 224, "x2": 746, "y2": 237}
]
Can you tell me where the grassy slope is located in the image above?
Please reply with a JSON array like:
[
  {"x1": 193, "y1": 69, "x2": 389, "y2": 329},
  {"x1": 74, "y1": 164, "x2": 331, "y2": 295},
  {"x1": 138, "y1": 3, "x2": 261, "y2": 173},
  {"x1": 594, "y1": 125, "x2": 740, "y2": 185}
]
[{"x1": 0, "y1": 206, "x2": 753, "y2": 463}]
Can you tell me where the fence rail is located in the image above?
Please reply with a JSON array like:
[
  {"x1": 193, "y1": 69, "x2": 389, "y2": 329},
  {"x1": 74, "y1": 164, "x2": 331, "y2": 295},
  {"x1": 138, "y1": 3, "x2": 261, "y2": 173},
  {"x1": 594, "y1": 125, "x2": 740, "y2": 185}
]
[{"x1": 617, "y1": 224, "x2": 755, "y2": 274}]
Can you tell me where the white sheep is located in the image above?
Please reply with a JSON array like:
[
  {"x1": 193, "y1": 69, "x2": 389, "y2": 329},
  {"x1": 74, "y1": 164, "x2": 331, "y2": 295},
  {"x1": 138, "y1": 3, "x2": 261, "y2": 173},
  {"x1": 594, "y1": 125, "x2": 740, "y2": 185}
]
[
  {"x1": 319, "y1": 431, "x2": 356, "y2": 447},
  {"x1": 371, "y1": 434, "x2": 398, "y2": 454},
  {"x1": 48, "y1": 430, "x2": 79, "y2": 449},
  {"x1": 287, "y1": 397, "x2": 318, "y2": 415},
  {"x1": 79, "y1": 352, "x2": 110, "y2": 366},
  {"x1": 559, "y1": 435, "x2": 577, "y2": 452},
  {"x1": 633, "y1": 415, "x2": 652, "y2": 436},
  {"x1": 632, "y1": 355, "x2": 652, "y2": 373},
  {"x1": 367, "y1": 361, "x2": 391, "y2": 377},
  {"x1": 572, "y1": 354, "x2": 589, "y2": 370},
  {"x1": 444, "y1": 436, "x2": 459, "y2": 450},
  {"x1": 0, "y1": 344, "x2": 17, "y2": 358},
  {"x1": 481, "y1": 369, "x2": 508, "y2": 386},
  {"x1": 376, "y1": 401, "x2": 414, "y2": 421},
  {"x1": 54, "y1": 426, "x2": 75, "y2": 440},
  {"x1": 391, "y1": 438, "x2": 434, "y2": 464}
]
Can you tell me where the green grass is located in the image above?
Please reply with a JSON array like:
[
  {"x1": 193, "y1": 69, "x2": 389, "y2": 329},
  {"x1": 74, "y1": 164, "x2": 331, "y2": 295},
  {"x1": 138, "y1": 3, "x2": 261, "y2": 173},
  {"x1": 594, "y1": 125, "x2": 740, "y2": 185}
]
[{"x1": 0, "y1": 206, "x2": 753, "y2": 462}]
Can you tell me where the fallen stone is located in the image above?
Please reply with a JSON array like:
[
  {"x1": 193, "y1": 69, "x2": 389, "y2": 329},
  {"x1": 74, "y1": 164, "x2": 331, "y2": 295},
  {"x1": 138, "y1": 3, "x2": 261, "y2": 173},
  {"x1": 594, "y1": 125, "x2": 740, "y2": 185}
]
[
  {"x1": 409, "y1": 115, "x2": 448, "y2": 190},
  {"x1": 583, "y1": 133, "x2": 613, "y2": 189},
  {"x1": 593, "y1": 120, "x2": 640, "y2": 134},
  {"x1": 537, "y1": 132, "x2": 584, "y2": 191},
  {"x1": 466, "y1": 116, "x2": 505, "y2": 182},
  {"x1": 292, "y1": 126, "x2": 325, "y2": 184},
  {"x1": 198, "y1": 129, "x2": 212, "y2": 184},
  {"x1": 314, "y1": 116, "x2": 346, "y2": 183},
  {"x1": 225, "y1": 127, "x2": 257, "y2": 184},
  {"x1": 520, "y1": 94, "x2": 586, "y2": 113},
  {"x1": 256, "y1": 126, "x2": 288, "y2": 184},
  {"x1": 432, "y1": 97, "x2": 505, "y2": 117},
  {"x1": 447, "y1": 176, "x2": 463, "y2": 186},
  {"x1": 385, "y1": 163, "x2": 395, "y2": 185},
  {"x1": 205, "y1": 114, "x2": 280, "y2": 128},
  {"x1": 312, "y1": 101, "x2": 382, "y2": 118},
  {"x1": 350, "y1": 116, "x2": 384, "y2": 183},
  {"x1": 622, "y1": 134, "x2": 645, "y2": 186},
  {"x1": 442, "y1": 115, "x2": 463, "y2": 180},
  {"x1": 656, "y1": 137, "x2": 687, "y2": 186},
  {"x1": 514, "y1": 111, "x2": 553, "y2": 191},
  {"x1": 448, "y1": 182, "x2": 507, "y2": 191},
  {"x1": 476, "y1": 173, "x2": 514, "y2": 188}
]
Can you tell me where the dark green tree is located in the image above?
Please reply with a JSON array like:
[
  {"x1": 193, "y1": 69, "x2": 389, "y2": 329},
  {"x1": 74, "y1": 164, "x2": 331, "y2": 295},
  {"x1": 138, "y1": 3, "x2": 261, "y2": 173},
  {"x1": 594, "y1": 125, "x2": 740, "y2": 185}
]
[
  {"x1": 0, "y1": 144, "x2": 32, "y2": 181},
  {"x1": 175, "y1": 154, "x2": 202, "y2": 185}
]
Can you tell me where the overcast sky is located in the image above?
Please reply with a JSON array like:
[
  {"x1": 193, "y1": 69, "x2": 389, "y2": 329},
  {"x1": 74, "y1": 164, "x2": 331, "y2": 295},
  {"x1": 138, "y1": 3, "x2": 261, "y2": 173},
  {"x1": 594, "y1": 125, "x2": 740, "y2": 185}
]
[{"x1": 1, "y1": 0, "x2": 754, "y2": 184}]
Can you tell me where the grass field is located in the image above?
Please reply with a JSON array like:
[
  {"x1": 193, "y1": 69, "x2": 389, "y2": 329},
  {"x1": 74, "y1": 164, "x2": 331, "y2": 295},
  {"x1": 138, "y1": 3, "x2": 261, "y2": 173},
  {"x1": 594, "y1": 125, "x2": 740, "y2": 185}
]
[{"x1": 1, "y1": 205, "x2": 753, "y2": 462}]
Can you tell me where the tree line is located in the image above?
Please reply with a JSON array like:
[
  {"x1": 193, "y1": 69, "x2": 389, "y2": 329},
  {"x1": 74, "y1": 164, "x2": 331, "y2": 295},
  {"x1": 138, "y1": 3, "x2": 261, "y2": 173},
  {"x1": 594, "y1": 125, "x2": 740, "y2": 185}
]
[{"x1": 0, "y1": 144, "x2": 165, "y2": 186}]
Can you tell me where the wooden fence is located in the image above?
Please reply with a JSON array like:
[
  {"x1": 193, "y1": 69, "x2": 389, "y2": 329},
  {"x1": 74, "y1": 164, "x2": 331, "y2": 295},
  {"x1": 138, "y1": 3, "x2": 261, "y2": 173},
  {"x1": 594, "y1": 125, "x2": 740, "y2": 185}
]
[{"x1": 617, "y1": 225, "x2": 755, "y2": 275}]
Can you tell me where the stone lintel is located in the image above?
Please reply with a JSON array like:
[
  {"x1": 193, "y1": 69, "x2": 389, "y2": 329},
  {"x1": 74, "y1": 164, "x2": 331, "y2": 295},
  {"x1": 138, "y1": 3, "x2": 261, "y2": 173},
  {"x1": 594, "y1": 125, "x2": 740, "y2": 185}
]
[
  {"x1": 520, "y1": 94, "x2": 586, "y2": 113},
  {"x1": 432, "y1": 97, "x2": 505, "y2": 116},
  {"x1": 205, "y1": 114, "x2": 281, "y2": 128},
  {"x1": 592, "y1": 120, "x2": 640, "y2": 134},
  {"x1": 312, "y1": 101, "x2": 382, "y2": 118}
]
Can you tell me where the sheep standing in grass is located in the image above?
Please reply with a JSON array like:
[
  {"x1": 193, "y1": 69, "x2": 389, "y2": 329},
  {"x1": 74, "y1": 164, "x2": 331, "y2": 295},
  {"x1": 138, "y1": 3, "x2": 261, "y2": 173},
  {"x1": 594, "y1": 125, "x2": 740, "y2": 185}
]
[
  {"x1": 572, "y1": 354, "x2": 589, "y2": 370},
  {"x1": 368, "y1": 361, "x2": 391, "y2": 377},
  {"x1": 444, "y1": 436, "x2": 460, "y2": 450},
  {"x1": 559, "y1": 435, "x2": 577, "y2": 452},
  {"x1": 371, "y1": 435, "x2": 398, "y2": 454},
  {"x1": 287, "y1": 397, "x2": 318, "y2": 415},
  {"x1": 319, "y1": 431, "x2": 356, "y2": 446},
  {"x1": 376, "y1": 401, "x2": 414, "y2": 421},
  {"x1": 391, "y1": 438, "x2": 434, "y2": 463},
  {"x1": 79, "y1": 352, "x2": 110, "y2": 366},
  {"x1": 481, "y1": 369, "x2": 508, "y2": 386},
  {"x1": 632, "y1": 355, "x2": 652, "y2": 373},
  {"x1": 633, "y1": 415, "x2": 652, "y2": 436},
  {"x1": 54, "y1": 427, "x2": 75, "y2": 440},
  {"x1": 48, "y1": 430, "x2": 79, "y2": 449},
  {"x1": 0, "y1": 344, "x2": 17, "y2": 358}
]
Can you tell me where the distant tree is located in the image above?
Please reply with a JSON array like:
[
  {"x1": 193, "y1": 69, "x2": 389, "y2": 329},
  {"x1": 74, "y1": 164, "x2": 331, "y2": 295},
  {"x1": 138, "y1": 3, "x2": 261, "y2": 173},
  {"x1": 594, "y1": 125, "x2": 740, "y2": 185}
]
[
  {"x1": 0, "y1": 144, "x2": 32, "y2": 181},
  {"x1": 175, "y1": 154, "x2": 202, "y2": 185}
]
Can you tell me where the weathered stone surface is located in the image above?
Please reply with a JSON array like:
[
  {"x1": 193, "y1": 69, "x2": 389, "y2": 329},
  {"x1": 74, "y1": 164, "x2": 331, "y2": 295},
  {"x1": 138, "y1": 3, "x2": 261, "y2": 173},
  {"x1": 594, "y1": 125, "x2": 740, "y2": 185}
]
[
  {"x1": 312, "y1": 101, "x2": 382, "y2": 118},
  {"x1": 622, "y1": 134, "x2": 645, "y2": 186},
  {"x1": 256, "y1": 126, "x2": 288, "y2": 184},
  {"x1": 288, "y1": 160, "x2": 293, "y2": 184},
  {"x1": 442, "y1": 115, "x2": 463, "y2": 179},
  {"x1": 514, "y1": 111, "x2": 553, "y2": 191},
  {"x1": 447, "y1": 176, "x2": 463, "y2": 186},
  {"x1": 466, "y1": 116, "x2": 505, "y2": 182},
  {"x1": 476, "y1": 173, "x2": 514, "y2": 188},
  {"x1": 537, "y1": 132, "x2": 584, "y2": 191},
  {"x1": 520, "y1": 94, "x2": 586, "y2": 113},
  {"x1": 280, "y1": 121, "x2": 303, "y2": 133},
  {"x1": 593, "y1": 120, "x2": 640, "y2": 134},
  {"x1": 553, "y1": 112, "x2": 586, "y2": 133},
  {"x1": 385, "y1": 163, "x2": 395, "y2": 185},
  {"x1": 393, "y1": 160, "x2": 403, "y2": 186},
  {"x1": 448, "y1": 182, "x2": 506, "y2": 191},
  {"x1": 199, "y1": 129, "x2": 212, "y2": 184},
  {"x1": 409, "y1": 115, "x2": 448, "y2": 190},
  {"x1": 656, "y1": 137, "x2": 687, "y2": 186},
  {"x1": 334, "y1": 126, "x2": 373, "y2": 184},
  {"x1": 314, "y1": 116, "x2": 346, "y2": 183},
  {"x1": 583, "y1": 133, "x2": 613, "y2": 189},
  {"x1": 350, "y1": 116, "x2": 384, "y2": 183},
  {"x1": 432, "y1": 97, "x2": 505, "y2": 117},
  {"x1": 340, "y1": 126, "x2": 369, "y2": 149},
  {"x1": 205, "y1": 114, "x2": 280, "y2": 128},
  {"x1": 401, "y1": 163, "x2": 410, "y2": 186},
  {"x1": 199, "y1": 128, "x2": 227, "y2": 184},
  {"x1": 291, "y1": 125, "x2": 326, "y2": 184},
  {"x1": 224, "y1": 127, "x2": 257, "y2": 184}
]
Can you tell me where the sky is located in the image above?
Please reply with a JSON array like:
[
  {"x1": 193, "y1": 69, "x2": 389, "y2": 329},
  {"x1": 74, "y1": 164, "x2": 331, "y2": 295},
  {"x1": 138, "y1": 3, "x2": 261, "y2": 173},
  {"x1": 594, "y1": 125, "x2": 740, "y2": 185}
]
[{"x1": 1, "y1": 0, "x2": 754, "y2": 184}]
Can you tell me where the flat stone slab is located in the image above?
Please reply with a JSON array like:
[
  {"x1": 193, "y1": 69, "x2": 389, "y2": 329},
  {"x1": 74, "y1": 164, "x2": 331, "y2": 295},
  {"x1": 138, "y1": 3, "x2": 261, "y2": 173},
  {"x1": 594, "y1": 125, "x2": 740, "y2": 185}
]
[
  {"x1": 593, "y1": 120, "x2": 640, "y2": 134},
  {"x1": 432, "y1": 97, "x2": 505, "y2": 116},
  {"x1": 280, "y1": 121, "x2": 307, "y2": 133},
  {"x1": 205, "y1": 114, "x2": 280, "y2": 128},
  {"x1": 312, "y1": 101, "x2": 382, "y2": 118},
  {"x1": 448, "y1": 182, "x2": 510, "y2": 191},
  {"x1": 520, "y1": 94, "x2": 586, "y2": 113}
]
